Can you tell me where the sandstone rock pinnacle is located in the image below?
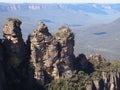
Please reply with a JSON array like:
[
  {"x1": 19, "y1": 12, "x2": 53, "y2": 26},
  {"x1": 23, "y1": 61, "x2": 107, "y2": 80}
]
[
  {"x1": 29, "y1": 22, "x2": 59, "y2": 84},
  {"x1": 54, "y1": 26, "x2": 75, "y2": 78},
  {"x1": 2, "y1": 18, "x2": 28, "y2": 89},
  {"x1": 29, "y1": 23, "x2": 75, "y2": 84}
]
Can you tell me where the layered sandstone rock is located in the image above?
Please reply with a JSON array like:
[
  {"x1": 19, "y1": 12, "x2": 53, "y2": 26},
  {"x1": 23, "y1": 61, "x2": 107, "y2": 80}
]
[
  {"x1": 2, "y1": 18, "x2": 28, "y2": 89},
  {"x1": 54, "y1": 26, "x2": 75, "y2": 78},
  {"x1": 29, "y1": 23, "x2": 75, "y2": 84},
  {"x1": 3, "y1": 18, "x2": 27, "y2": 66},
  {"x1": 92, "y1": 72, "x2": 120, "y2": 90},
  {"x1": 29, "y1": 22, "x2": 59, "y2": 84},
  {"x1": 102, "y1": 72, "x2": 120, "y2": 90}
]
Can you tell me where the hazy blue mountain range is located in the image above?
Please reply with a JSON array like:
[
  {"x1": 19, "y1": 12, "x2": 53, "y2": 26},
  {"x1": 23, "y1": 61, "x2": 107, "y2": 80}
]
[
  {"x1": 0, "y1": 3, "x2": 120, "y2": 59},
  {"x1": 0, "y1": 3, "x2": 120, "y2": 13}
]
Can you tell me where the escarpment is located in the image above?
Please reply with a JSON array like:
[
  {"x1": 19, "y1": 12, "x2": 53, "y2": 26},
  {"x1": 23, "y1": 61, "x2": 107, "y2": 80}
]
[{"x1": 0, "y1": 18, "x2": 120, "y2": 90}]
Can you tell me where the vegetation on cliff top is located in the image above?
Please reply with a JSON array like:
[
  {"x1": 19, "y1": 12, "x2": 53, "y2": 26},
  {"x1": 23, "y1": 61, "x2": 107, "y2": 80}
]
[{"x1": 45, "y1": 54, "x2": 120, "y2": 90}]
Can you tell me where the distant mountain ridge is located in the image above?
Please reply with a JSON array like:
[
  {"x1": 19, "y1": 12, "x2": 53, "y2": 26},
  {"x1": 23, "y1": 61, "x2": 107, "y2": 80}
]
[{"x1": 0, "y1": 3, "x2": 120, "y2": 14}]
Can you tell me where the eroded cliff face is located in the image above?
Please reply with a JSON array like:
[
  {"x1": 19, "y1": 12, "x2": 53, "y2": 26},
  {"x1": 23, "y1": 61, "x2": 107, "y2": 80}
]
[
  {"x1": 29, "y1": 22, "x2": 56, "y2": 84},
  {"x1": 3, "y1": 18, "x2": 27, "y2": 66},
  {"x1": 101, "y1": 71, "x2": 120, "y2": 90},
  {"x1": 29, "y1": 22, "x2": 75, "y2": 84},
  {"x1": 91, "y1": 72, "x2": 120, "y2": 90},
  {"x1": 54, "y1": 27, "x2": 75, "y2": 78},
  {"x1": 88, "y1": 55, "x2": 120, "y2": 90},
  {"x1": 2, "y1": 18, "x2": 28, "y2": 90}
]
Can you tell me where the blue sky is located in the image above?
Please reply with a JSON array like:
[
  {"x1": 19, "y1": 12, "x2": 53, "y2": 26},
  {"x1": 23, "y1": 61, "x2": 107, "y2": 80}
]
[{"x1": 0, "y1": 0, "x2": 120, "y2": 3}]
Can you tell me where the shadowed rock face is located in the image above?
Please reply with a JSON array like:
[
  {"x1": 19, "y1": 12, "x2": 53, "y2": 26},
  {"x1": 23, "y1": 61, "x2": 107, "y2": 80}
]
[
  {"x1": 3, "y1": 18, "x2": 27, "y2": 66},
  {"x1": 75, "y1": 54, "x2": 89, "y2": 70},
  {"x1": 0, "y1": 39, "x2": 5, "y2": 90},
  {"x1": 2, "y1": 18, "x2": 28, "y2": 90}
]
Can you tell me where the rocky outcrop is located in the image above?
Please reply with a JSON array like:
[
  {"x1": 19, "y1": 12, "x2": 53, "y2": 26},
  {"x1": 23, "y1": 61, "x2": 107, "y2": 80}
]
[
  {"x1": 101, "y1": 71, "x2": 120, "y2": 90},
  {"x1": 88, "y1": 55, "x2": 120, "y2": 90},
  {"x1": 91, "y1": 72, "x2": 120, "y2": 90},
  {"x1": 75, "y1": 54, "x2": 89, "y2": 70},
  {"x1": 3, "y1": 18, "x2": 27, "y2": 66},
  {"x1": 29, "y1": 23, "x2": 75, "y2": 84},
  {"x1": 2, "y1": 18, "x2": 28, "y2": 90},
  {"x1": 29, "y1": 22, "x2": 59, "y2": 84},
  {"x1": 54, "y1": 26, "x2": 75, "y2": 78},
  {"x1": 0, "y1": 39, "x2": 5, "y2": 90}
]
